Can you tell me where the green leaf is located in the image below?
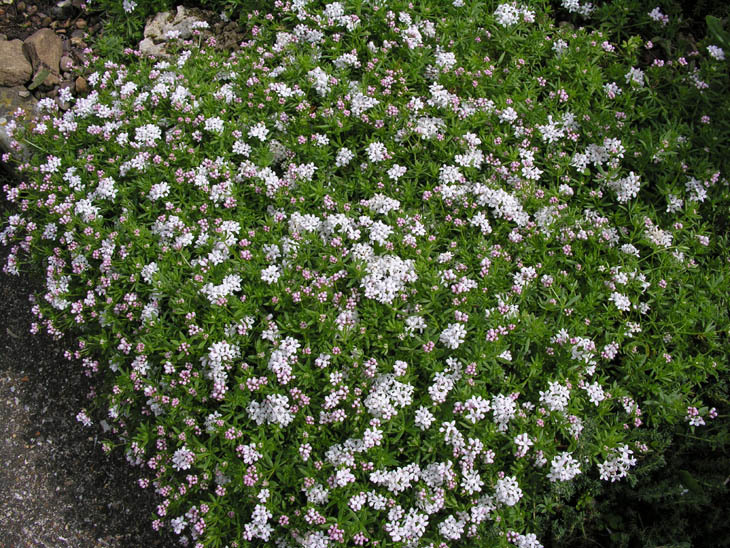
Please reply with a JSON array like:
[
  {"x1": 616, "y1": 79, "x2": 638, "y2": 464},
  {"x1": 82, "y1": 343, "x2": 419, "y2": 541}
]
[
  {"x1": 27, "y1": 67, "x2": 50, "y2": 91},
  {"x1": 678, "y1": 470, "x2": 704, "y2": 494},
  {"x1": 706, "y1": 16, "x2": 730, "y2": 50}
]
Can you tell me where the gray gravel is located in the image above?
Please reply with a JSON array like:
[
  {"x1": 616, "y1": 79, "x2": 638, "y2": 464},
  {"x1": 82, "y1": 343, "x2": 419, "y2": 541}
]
[{"x1": 1, "y1": 165, "x2": 174, "y2": 547}]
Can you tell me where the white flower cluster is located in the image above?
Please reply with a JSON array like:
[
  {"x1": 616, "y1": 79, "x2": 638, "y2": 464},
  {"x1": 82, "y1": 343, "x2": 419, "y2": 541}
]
[
  {"x1": 268, "y1": 336, "x2": 300, "y2": 385},
  {"x1": 335, "y1": 147, "x2": 355, "y2": 167},
  {"x1": 583, "y1": 381, "x2": 606, "y2": 406},
  {"x1": 461, "y1": 395, "x2": 491, "y2": 423},
  {"x1": 350, "y1": 92, "x2": 379, "y2": 115},
  {"x1": 648, "y1": 7, "x2": 669, "y2": 25},
  {"x1": 414, "y1": 406, "x2": 436, "y2": 430},
  {"x1": 140, "y1": 262, "x2": 159, "y2": 284},
  {"x1": 134, "y1": 123, "x2": 162, "y2": 147},
  {"x1": 561, "y1": 0, "x2": 594, "y2": 17},
  {"x1": 547, "y1": 452, "x2": 581, "y2": 482},
  {"x1": 494, "y1": 3, "x2": 535, "y2": 27},
  {"x1": 438, "y1": 514, "x2": 466, "y2": 540},
  {"x1": 305, "y1": 483, "x2": 330, "y2": 505},
  {"x1": 370, "y1": 463, "x2": 421, "y2": 494},
  {"x1": 625, "y1": 67, "x2": 645, "y2": 87},
  {"x1": 369, "y1": 220, "x2": 393, "y2": 245},
  {"x1": 607, "y1": 171, "x2": 641, "y2": 202},
  {"x1": 609, "y1": 291, "x2": 631, "y2": 311},
  {"x1": 539, "y1": 381, "x2": 571, "y2": 412},
  {"x1": 384, "y1": 506, "x2": 429, "y2": 543},
  {"x1": 203, "y1": 340, "x2": 240, "y2": 399},
  {"x1": 308, "y1": 66, "x2": 331, "y2": 96},
  {"x1": 707, "y1": 45, "x2": 726, "y2": 61},
  {"x1": 414, "y1": 115, "x2": 446, "y2": 139},
  {"x1": 361, "y1": 254, "x2": 418, "y2": 304},
  {"x1": 248, "y1": 121, "x2": 269, "y2": 141},
  {"x1": 472, "y1": 184, "x2": 530, "y2": 227},
  {"x1": 334, "y1": 51, "x2": 361, "y2": 69},
  {"x1": 200, "y1": 274, "x2": 242, "y2": 305},
  {"x1": 598, "y1": 444, "x2": 637, "y2": 482},
  {"x1": 247, "y1": 394, "x2": 295, "y2": 427},
  {"x1": 261, "y1": 264, "x2": 281, "y2": 284},
  {"x1": 363, "y1": 193, "x2": 400, "y2": 215},
  {"x1": 204, "y1": 116, "x2": 225, "y2": 133},
  {"x1": 148, "y1": 182, "x2": 170, "y2": 201},
  {"x1": 364, "y1": 374, "x2": 415, "y2": 419},
  {"x1": 439, "y1": 322, "x2": 467, "y2": 349},
  {"x1": 494, "y1": 475, "x2": 523, "y2": 506},
  {"x1": 171, "y1": 445, "x2": 195, "y2": 471},
  {"x1": 492, "y1": 393, "x2": 517, "y2": 432},
  {"x1": 435, "y1": 47, "x2": 457, "y2": 71},
  {"x1": 513, "y1": 532, "x2": 545, "y2": 548},
  {"x1": 428, "y1": 358, "x2": 463, "y2": 405},
  {"x1": 366, "y1": 141, "x2": 389, "y2": 162},
  {"x1": 643, "y1": 218, "x2": 673, "y2": 248},
  {"x1": 242, "y1": 504, "x2": 273, "y2": 542}
]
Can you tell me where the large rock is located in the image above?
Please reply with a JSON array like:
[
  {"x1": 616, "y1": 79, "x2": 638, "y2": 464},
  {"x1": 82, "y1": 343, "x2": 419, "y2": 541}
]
[
  {"x1": 0, "y1": 86, "x2": 39, "y2": 158},
  {"x1": 144, "y1": 6, "x2": 200, "y2": 43},
  {"x1": 139, "y1": 7, "x2": 244, "y2": 57},
  {"x1": 138, "y1": 38, "x2": 168, "y2": 58},
  {"x1": 23, "y1": 29, "x2": 63, "y2": 89},
  {"x1": 0, "y1": 39, "x2": 33, "y2": 87}
]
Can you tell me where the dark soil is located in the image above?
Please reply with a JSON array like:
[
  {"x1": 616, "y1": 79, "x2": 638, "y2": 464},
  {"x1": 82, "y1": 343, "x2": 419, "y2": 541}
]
[{"x1": 1, "y1": 0, "x2": 66, "y2": 41}]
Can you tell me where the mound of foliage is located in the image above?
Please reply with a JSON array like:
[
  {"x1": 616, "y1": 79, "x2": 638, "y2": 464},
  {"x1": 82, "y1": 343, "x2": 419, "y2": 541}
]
[{"x1": 2, "y1": 1, "x2": 729, "y2": 547}]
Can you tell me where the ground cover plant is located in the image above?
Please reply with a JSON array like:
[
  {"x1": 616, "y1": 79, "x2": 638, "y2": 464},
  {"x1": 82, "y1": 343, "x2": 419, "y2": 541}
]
[{"x1": 2, "y1": 0, "x2": 729, "y2": 546}]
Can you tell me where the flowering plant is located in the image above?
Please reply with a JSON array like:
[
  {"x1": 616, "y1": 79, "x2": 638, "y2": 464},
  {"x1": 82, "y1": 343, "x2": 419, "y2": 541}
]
[{"x1": 2, "y1": 1, "x2": 729, "y2": 547}]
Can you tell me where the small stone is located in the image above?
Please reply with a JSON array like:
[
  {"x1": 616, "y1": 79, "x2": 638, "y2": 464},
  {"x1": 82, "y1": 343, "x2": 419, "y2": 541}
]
[
  {"x1": 51, "y1": 0, "x2": 75, "y2": 19},
  {"x1": 70, "y1": 36, "x2": 85, "y2": 48},
  {"x1": 17, "y1": 2, "x2": 26, "y2": 12},
  {"x1": 74, "y1": 75, "x2": 87, "y2": 94},
  {"x1": 60, "y1": 55, "x2": 73, "y2": 71},
  {"x1": 75, "y1": 19, "x2": 86, "y2": 29},
  {"x1": 0, "y1": 85, "x2": 39, "y2": 156}
]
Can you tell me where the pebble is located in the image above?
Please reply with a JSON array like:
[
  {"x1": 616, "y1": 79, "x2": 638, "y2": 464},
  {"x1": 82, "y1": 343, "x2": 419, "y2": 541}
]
[
  {"x1": 75, "y1": 19, "x2": 86, "y2": 29},
  {"x1": 74, "y1": 75, "x2": 86, "y2": 93}
]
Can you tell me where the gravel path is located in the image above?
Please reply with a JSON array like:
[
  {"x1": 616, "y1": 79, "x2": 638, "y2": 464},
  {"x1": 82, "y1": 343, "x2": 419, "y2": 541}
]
[{"x1": 1, "y1": 165, "x2": 174, "y2": 547}]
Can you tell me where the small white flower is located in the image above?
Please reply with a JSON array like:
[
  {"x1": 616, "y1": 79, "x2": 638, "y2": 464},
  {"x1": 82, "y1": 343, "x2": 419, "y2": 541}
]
[
  {"x1": 494, "y1": 475, "x2": 522, "y2": 506},
  {"x1": 249, "y1": 122, "x2": 269, "y2": 141},
  {"x1": 172, "y1": 446, "x2": 195, "y2": 471},
  {"x1": 261, "y1": 265, "x2": 281, "y2": 284},
  {"x1": 366, "y1": 141, "x2": 388, "y2": 163},
  {"x1": 625, "y1": 67, "x2": 645, "y2": 87},
  {"x1": 707, "y1": 45, "x2": 726, "y2": 61},
  {"x1": 439, "y1": 323, "x2": 466, "y2": 349}
]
